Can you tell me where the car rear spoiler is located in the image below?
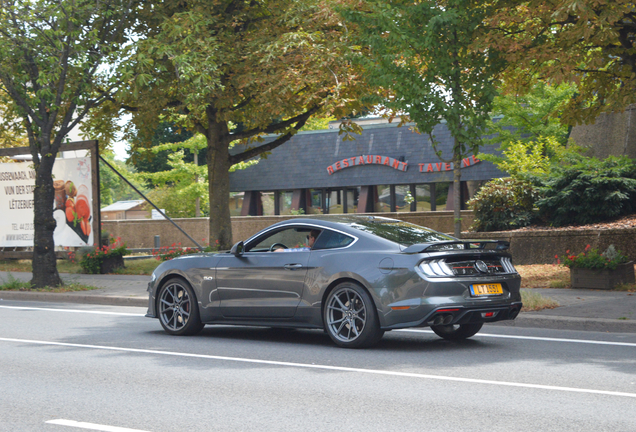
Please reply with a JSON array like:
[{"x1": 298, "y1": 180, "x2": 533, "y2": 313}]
[{"x1": 401, "y1": 240, "x2": 510, "y2": 254}]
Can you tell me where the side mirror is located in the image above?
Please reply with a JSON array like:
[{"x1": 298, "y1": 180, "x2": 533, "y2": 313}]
[{"x1": 230, "y1": 241, "x2": 244, "y2": 256}]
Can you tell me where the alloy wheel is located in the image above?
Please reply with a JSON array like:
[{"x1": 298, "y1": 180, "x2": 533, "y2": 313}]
[
  {"x1": 159, "y1": 282, "x2": 192, "y2": 331},
  {"x1": 326, "y1": 287, "x2": 367, "y2": 343}
]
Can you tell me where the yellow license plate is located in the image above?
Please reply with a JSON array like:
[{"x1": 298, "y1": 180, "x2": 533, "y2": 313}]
[{"x1": 471, "y1": 283, "x2": 503, "y2": 296}]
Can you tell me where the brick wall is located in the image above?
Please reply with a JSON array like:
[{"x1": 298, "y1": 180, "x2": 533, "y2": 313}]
[{"x1": 102, "y1": 213, "x2": 636, "y2": 265}]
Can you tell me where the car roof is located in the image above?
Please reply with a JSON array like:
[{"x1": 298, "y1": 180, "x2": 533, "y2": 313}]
[
  {"x1": 269, "y1": 215, "x2": 401, "y2": 231},
  {"x1": 260, "y1": 215, "x2": 416, "y2": 243}
]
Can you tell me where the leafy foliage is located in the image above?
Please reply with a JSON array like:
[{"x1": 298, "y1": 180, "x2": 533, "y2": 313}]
[
  {"x1": 100, "y1": 0, "x2": 367, "y2": 248},
  {"x1": 468, "y1": 178, "x2": 540, "y2": 232},
  {"x1": 128, "y1": 122, "x2": 195, "y2": 175},
  {"x1": 133, "y1": 134, "x2": 257, "y2": 218},
  {"x1": 485, "y1": 82, "x2": 576, "y2": 147},
  {"x1": 534, "y1": 157, "x2": 636, "y2": 227},
  {"x1": 480, "y1": 136, "x2": 565, "y2": 177},
  {"x1": 0, "y1": 100, "x2": 28, "y2": 149},
  {"x1": 99, "y1": 152, "x2": 147, "y2": 206},
  {"x1": 485, "y1": 0, "x2": 636, "y2": 125},
  {"x1": 341, "y1": 0, "x2": 507, "y2": 236},
  {"x1": 558, "y1": 244, "x2": 630, "y2": 271}
]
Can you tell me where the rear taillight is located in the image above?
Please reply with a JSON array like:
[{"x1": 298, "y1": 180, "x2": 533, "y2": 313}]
[
  {"x1": 500, "y1": 257, "x2": 517, "y2": 273},
  {"x1": 418, "y1": 256, "x2": 517, "y2": 278},
  {"x1": 418, "y1": 259, "x2": 454, "y2": 277}
]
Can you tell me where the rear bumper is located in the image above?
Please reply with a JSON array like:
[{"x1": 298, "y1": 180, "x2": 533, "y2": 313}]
[
  {"x1": 382, "y1": 301, "x2": 523, "y2": 330},
  {"x1": 422, "y1": 302, "x2": 523, "y2": 326}
]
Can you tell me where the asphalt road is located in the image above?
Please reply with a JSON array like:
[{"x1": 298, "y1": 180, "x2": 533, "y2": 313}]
[{"x1": 2, "y1": 300, "x2": 636, "y2": 432}]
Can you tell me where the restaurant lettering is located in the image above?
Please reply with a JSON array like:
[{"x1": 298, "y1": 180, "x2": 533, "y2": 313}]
[
  {"x1": 327, "y1": 155, "x2": 408, "y2": 175},
  {"x1": 417, "y1": 155, "x2": 480, "y2": 172},
  {"x1": 326, "y1": 154, "x2": 480, "y2": 175}
]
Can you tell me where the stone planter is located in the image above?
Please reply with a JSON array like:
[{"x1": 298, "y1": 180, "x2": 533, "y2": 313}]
[
  {"x1": 100, "y1": 255, "x2": 125, "y2": 274},
  {"x1": 570, "y1": 262, "x2": 635, "y2": 290}
]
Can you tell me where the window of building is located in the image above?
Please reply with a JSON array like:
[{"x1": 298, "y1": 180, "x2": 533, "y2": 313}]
[
  {"x1": 261, "y1": 192, "x2": 276, "y2": 215},
  {"x1": 436, "y1": 182, "x2": 450, "y2": 211},
  {"x1": 325, "y1": 190, "x2": 343, "y2": 214},
  {"x1": 346, "y1": 187, "x2": 360, "y2": 213},
  {"x1": 415, "y1": 184, "x2": 432, "y2": 211},
  {"x1": 279, "y1": 191, "x2": 294, "y2": 215},
  {"x1": 395, "y1": 185, "x2": 412, "y2": 212},
  {"x1": 375, "y1": 185, "x2": 391, "y2": 212},
  {"x1": 307, "y1": 189, "x2": 323, "y2": 214},
  {"x1": 229, "y1": 193, "x2": 244, "y2": 216}
]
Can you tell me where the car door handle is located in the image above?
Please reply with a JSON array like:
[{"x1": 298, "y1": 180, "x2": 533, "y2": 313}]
[{"x1": 284, "y1": 263, "x2": 303, "y2": 270}]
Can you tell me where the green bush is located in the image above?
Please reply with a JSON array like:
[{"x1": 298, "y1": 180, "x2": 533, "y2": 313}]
[
  {"x1": 468, "y1": 178, "x2": 540, "y2": 232},
  {"x1": 534, "y1": 156, "x2": 636, "y2": 227}
]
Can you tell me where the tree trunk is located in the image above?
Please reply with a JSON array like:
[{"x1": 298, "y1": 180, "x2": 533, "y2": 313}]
[
  {"x1": 206, "y1": 117, "x2": 233, "y2": 250},
  {"x1": 31, "y1": 152, "x2": 63, "y2": 287},
  {"x1": 453, "y1": 139, "x2": 462, "y2": 239},
  {"x1": 194, "y1": 152, "x2": 200, "y2": 217}
]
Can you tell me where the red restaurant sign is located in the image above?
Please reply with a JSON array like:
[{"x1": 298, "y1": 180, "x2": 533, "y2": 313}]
[
  {"x1": 327, "y1": 155, "x2": 407, "y2": 175},
  {"x1": 417, "y1": 155, "x2": 480, "y2": 172},
  {"x1": 326, "y1": 154, "x2": 480, "y2": 175}
]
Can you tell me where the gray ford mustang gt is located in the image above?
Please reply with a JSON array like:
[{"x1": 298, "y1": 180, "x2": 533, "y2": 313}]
[{"x1": 146, "y1": 215, "x2": 522, "y2": 348}]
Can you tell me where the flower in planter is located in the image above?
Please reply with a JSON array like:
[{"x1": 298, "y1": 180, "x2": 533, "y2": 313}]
[
  {"x1": 79, "y1": 236, "x2": 128, "y2": 274},
  {"x1": 557, "y1": 244, "x2": 630, "y2": 271}
]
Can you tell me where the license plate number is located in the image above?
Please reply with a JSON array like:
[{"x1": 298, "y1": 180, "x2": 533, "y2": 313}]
[{"x1": 470, "y1": 283, "x2": 503, "y2": 296}]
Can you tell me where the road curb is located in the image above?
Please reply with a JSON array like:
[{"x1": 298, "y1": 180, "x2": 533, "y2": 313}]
[
  {"x1": 2, "y1": 291, "x2": 635, "y2": 334},
  {"x1": 0, "y1": 291, "x2": 147, "y2": 307},
  {"x1": 494, "y1": 313, "x2": 636, "y2": 333}
]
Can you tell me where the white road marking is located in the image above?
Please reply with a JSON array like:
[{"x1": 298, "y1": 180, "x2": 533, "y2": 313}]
[
  {"x1": 2, "y1": 336, "x2": 636, "y2": 399},
  {"x1": 45, "y1": 419, "x2": 150, "y2": 431},
  {"x1": 3, "y1": 304, "x2": 636, "y2": 347},
  {"x1": 397, "y1": 329, "x2": 636, "y2": 347},
  {"x1": 0, "y1": 305, "x2": 144, "y2": 316}
]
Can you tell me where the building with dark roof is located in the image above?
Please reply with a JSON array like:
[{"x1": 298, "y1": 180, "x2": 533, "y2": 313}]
[{"x1": 229, "y1": 119, "x2": 507, "y2": 216}]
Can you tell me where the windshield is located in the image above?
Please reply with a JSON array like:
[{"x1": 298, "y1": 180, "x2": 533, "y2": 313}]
[{"x1": 347, "y1": 220, "x2": 455, "y2": 247}]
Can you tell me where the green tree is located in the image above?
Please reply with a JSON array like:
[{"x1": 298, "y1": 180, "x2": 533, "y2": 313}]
[
  {"x1": 99, "y1": 152, "x2": 147, "y2": 206},
  {"x1": 486, "y1": 0, "x2": 636, "y2": 125},
  {"x1": 106, "y1": 0, "x2": 366, "y2": 249},
  {"x1": 487, "y1": 82, "x2": 576, "y2": 147},
  {"x1": 0, "y1": 99, "x2": 28, "y2": 149},
  {"x1": 342, "y1": 0, "x2": 506, "y2": 237},
  {"x1": 0, "y1": 0, "x2": 136, "y2": 287},
  {"x1": 133, "y1": 134, "x2": 256, "y2": 218},
  {"x1": 128, "y1": 122, "x2": 195, "y2": 175}
]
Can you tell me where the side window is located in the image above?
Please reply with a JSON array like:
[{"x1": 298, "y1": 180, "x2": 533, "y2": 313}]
[
  {"x1": 247, "y1": 227, "x2": 311, "y2": 252},
  {"x1": 313, "y1": 229, "x2": 354, "y2": 250}
]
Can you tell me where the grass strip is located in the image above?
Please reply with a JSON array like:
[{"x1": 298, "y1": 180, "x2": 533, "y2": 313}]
[
  {"x1": 0, "y1": 273, "x2": 99, "y2": 292},
  {"x1": 521, "y1": 289, "x2": 560, "y2": 312}
]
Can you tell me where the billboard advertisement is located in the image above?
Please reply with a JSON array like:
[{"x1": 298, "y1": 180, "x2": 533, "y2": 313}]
[{"x1": 0, "y1": 157, "x2": 94, "y2": 247}]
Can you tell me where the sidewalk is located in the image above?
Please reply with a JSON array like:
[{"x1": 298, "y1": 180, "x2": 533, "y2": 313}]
[
  {"x1": 1, "y1": 271, "x2": 635, "y2": 333},
  {"x1": 0, "y1": 271, "x2": 149, "y2": 307}
]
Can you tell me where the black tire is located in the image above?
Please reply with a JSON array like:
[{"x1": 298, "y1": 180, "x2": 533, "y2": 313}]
[
  {"x1": 157, "y1": 277, "x2": 204, "y2": 336},
  {"x1": 323, "y1": 282, "x2": 384, "y2": 348},
  {"x1": 431, "y1": 323, "x2": 483, "y2": 340}
]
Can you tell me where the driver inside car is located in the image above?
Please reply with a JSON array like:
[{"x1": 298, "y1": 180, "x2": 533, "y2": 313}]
[{"x1": 273, "y1": 229, "x2": 320, "y2": 252}]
